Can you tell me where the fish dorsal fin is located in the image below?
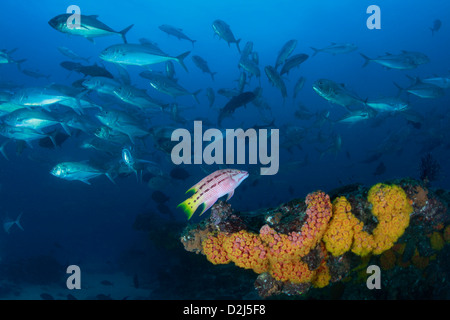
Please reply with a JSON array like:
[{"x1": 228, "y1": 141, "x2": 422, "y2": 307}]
[{"x1": 88, "y1": 15, "x2": 99, "y2": 19}]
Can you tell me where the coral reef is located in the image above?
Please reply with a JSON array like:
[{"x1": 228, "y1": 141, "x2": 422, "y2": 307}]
[
  {"x1": 203, "y1": 233, "x2": 231, "y2": 265},
  {"x1": 179, "y1": 179, "x2": 450, "y2": 298},
  {"x1": 367, "y1": 183, "x2": 412, "y2": 254},
  {"x1": 323, "y1": 196, "x2": 358, "y2": 256}
]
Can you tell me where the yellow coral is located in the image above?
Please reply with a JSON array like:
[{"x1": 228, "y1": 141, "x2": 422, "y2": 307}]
[
  {"x1": 351, "y1": 229, "x2": 375, "y2": 256},
  {"x1": 312, "y1": 263, "x2": 331, "y2": 288},
  {"x1": 368, "y1": 183, "x2": 412, "y2": 255},
  {"x1": 322, "y1": 184, "x2": 411, "y2": 258},
  {"x1": 323, "y1": 197, "x2": 358, "y2": 256}
]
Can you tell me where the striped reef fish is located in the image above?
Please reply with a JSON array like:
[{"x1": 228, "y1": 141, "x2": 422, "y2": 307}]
[{"x1": 177, "y1": 169, "x2": 249, "y2": 220}]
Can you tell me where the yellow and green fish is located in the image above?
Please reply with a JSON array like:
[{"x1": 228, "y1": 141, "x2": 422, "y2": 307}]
[{"x1": 177, "y1": 169, "x2": 248, "y2": 220}]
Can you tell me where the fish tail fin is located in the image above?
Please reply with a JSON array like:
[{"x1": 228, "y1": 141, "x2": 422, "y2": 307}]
[
  {"x1": 393, "y1": 82, "x2": 404, "y2": 97},
  {"x1": 430, "y1": 27, "x2": 435, "y2": 36},
  {"x1": 7, "y1": 48, "x2": 18, "y2": 55},
  {"x1": 120, "y1": 24, "x2": 134, "y2": 44},
  {"x1": 15, "y1": 59, "x2": 27, "y2": 71},
  {"x1": 0, "y1": 140, "x2": 9, "y2": 161},
  {"x1": 177, "y1": 195, "x2": 202, "y2": 220},
  {"x1": 15, "y1": 212, "x2": 24, "y2": 231},
  {"x1": 310, "y1": 47, "x2": 319, "y2": 57},
  {"x1": 105, "y1": 172, "x2": 116, "y2": 185},
  {"x1": 236, "y1": 39, "x2": 241, "y2": 53},
  {"x1": 192, "y1": 89, "x2": 202, "y2": 104},
  {"x1": 47, "y1": 131, "x2": 58, "y2": 148},
  {"x1": 359, "y1": 53, "x2": 371, "y2": 68},
  {"x1": 176, "y1": 51, "x2": 191, "y2": 72},
  {"x1": 60, "y1": 123, "x2": 72, "y2": 136},
  {"x1": 269, "y1": 119, "x2": 276, "y2": 127},
  {"x1": 211, "y1": 72, "x2": 217, "y2": 81},
  {"x1": 191, "y1": 39, "x2": 197, "y2": 47}
]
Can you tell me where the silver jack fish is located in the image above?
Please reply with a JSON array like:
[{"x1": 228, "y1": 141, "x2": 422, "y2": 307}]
[
  {"x1": 275, "y1": 39, "x2": 297, "y2": 70},
  {"x1": 140, "y1": 71, "x2": 201, "y2": 103},
  {"x1": 0, "y1": 48, "x2": 26, "y2": 70},
  {"x1": 313, "y1": 79, "x2": 365, "y2": 109},
  {"x1": 95, "y1": 109, "x2": 150, "y2": 144},
  {"x1": 100, "y1": 44, "x2": 190, "y2": 72},
  {"x1": 264, "y1": 66, "x2": 287, "y2": 99},
  {"x1": 51, "y1": 161, "x2": 115, "y2": 185},
  {"x1": 360, "y1": 51, "x2": 429, "y2": 70},
  {"x1": 310, "y1": 43, "x2": 357, "y2": 57},
  {"x1": 212, "y1": 20, "x2": 241, "y2": 53},
  {"x1": 159, "y1": 25, "x2": 196, "y2": 47},
  {"x1": 192, "y1": 55, "x2": 217, "y2": 81},
  {"x1": 48, "y1": 14, "x2": 134, "y2": 43},
  {"x1": 280, "y1": 53, "x2": 309, "y2": 76}
]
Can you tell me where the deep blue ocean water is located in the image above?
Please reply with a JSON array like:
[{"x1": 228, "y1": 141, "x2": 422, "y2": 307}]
[{"x1": 0, "y1": 0, "x2": 448, "y2": 300}]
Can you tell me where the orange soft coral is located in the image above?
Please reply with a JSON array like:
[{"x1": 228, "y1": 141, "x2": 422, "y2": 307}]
[
  {"x1": 269, "y1": 259, "x2": 315, "y2": 284},
  {"x1": 222, "y1": 230, "x2": 269, "y2": 274},
  {"x1": 299, "y1": 191, "x2": 333, "y2": 257},
  {"x1": 259, "y1": 225, "x2": 315, "y2": 282},
  {"x1": 202, "y1": 233, "x2": 231, "y2": 265},
  {"x1": 257, "y1": 191, "x2": 333, "y2": 283},
  {"x1": 259, "y1": 224, "x2": 299, "y2": 262},
  {"x1": 368, "y1": 183, "x2": 412, "y2": 254}
]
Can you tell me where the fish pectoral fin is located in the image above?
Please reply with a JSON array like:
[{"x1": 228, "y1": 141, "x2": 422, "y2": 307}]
[
  {"x1": 199, "y1": 198, "x2": 218, "y2": 216},
  {"x1": 105, "y1": 172, "x2": 116, "y2": 185},
  {"x1": 24, "y1": 140, "x2": 34, "y2": 149},
  {"x1": 226, "y1": 190, "x2": 234, "y2": 201},
  {"x1": 80, "y1": 179, "x2": 92, "y2": 185},
  {"x1": 127, "y1": 134, "x2": 135, "y2": 145}
]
